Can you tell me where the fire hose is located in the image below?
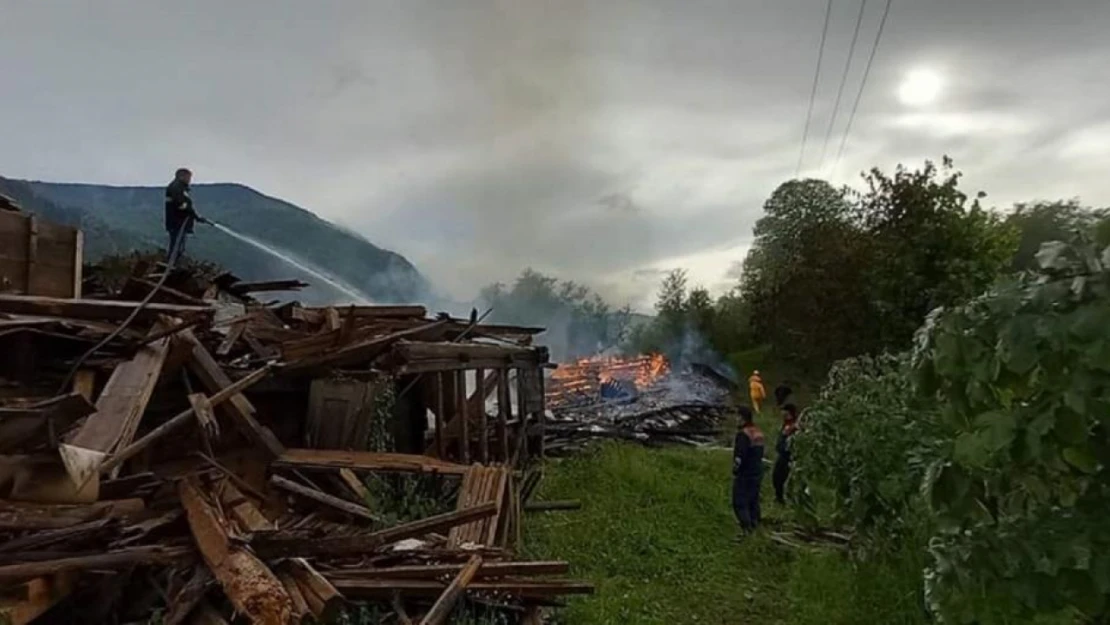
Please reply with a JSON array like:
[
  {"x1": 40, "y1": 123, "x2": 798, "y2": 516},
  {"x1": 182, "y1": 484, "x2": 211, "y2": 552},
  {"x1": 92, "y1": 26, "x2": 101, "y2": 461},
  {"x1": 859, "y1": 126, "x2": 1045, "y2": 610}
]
[{"x1": 56, "y1": 219, "x2": 205, "y2": 395}]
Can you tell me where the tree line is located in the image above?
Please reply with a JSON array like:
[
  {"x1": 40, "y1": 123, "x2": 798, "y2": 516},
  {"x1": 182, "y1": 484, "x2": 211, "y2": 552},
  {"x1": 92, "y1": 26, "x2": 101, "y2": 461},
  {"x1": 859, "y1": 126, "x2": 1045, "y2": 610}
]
[{"x1": 632, "y1": 157, "x2": 1110, "y2": 383}]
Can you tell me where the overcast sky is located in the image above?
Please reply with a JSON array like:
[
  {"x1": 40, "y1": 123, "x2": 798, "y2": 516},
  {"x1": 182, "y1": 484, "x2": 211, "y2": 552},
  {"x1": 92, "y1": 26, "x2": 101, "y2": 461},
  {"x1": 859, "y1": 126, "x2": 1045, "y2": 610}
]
[{"x1": 3, "y1": 1, "x2": 1109, "y2": 310}]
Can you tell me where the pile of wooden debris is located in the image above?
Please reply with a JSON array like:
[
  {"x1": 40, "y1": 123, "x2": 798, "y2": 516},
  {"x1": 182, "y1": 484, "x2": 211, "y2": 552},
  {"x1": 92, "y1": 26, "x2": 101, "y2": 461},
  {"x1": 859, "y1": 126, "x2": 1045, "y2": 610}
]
[
  {"x1": 0, "y1": 259, "x2": 589, "y2": 624},
  {"x1": 543, "y1": 356, "x2": 735, "y2": 455}
]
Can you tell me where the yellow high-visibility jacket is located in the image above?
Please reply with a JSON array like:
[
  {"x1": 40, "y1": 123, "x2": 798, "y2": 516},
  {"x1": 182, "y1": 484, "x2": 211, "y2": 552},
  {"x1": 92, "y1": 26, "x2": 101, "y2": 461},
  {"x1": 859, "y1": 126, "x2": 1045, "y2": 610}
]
[{"x1": 749, "y1": 375, "x2": 766, "y2": 400}]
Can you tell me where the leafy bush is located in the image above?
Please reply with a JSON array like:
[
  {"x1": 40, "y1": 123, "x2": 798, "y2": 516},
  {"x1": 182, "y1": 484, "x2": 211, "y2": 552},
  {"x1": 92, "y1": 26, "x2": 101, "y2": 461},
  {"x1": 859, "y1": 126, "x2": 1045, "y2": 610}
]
[
  {"x1": 914, "y1": 239, "x2": 1110, "y2": 623},
  {"x1": 792, "y1": 354, "x2": 941, "y2": 550}
]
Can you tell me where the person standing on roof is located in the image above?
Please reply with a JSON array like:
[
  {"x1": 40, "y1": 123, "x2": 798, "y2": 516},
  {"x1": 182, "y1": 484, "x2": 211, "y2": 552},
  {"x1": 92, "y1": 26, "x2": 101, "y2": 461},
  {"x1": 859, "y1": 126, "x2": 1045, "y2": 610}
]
[
  {"x1": 164, "y1": 167, "x2": 207, "y2": 265},
  {"x1": 731, "y1": 406, "x2": 765, "y2": 533},
  {"x1": 748, "y1": 370, "x2": 766, "y2": 414}
]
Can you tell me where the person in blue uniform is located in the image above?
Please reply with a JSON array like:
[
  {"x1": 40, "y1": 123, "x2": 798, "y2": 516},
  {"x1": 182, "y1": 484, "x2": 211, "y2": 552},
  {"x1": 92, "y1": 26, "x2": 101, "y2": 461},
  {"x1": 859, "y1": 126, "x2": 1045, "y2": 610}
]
[{"x1": 731, "y1": 406, "x2": 765, "y2": 532}]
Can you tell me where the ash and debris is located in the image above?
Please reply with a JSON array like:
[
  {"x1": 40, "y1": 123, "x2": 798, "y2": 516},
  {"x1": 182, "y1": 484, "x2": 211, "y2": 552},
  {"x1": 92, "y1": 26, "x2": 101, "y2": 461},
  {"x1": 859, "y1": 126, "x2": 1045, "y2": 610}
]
[{"x1": 544, "y1": 363, "x2": 734, "y2": 455}]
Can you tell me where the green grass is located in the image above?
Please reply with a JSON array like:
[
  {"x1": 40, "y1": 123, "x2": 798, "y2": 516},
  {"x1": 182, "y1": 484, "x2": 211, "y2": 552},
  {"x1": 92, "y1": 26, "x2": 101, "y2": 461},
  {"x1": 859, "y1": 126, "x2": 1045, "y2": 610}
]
[{"x1": 524, "y1": 437, "x2": 939, "y2": 625}]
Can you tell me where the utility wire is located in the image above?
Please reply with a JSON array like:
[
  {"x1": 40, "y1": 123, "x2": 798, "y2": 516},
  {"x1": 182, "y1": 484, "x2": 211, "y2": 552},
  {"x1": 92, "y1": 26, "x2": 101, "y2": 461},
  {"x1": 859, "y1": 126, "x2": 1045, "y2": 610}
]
[
  {"x1": 833, "y1": 0, "x2": 894, "y2": 174},
  {"x1": 818, "y1": 0, "x2": 869, "y2": 171},
  {"x1": 795, "y1": 0, "x2": 835, "y2": 177}
]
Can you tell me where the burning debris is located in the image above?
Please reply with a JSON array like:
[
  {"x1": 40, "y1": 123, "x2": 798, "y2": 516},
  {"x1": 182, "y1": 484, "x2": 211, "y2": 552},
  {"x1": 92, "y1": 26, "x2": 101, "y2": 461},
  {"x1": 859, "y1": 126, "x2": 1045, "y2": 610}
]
[{"x1": 543, "y1": 353, "x2": 734, "y2": 455}]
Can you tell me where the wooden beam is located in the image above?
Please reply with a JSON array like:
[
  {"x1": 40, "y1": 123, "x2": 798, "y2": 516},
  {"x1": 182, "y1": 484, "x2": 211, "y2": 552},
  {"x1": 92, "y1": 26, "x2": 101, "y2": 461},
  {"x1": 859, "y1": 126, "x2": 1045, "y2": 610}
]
[
  {"x1": 391, "y1": 340, "x2": 540, "y2": 364},
  {"x1": 419, "y1": 555, "x2": 482, "y2": 625},
  {"x1": 0, "y1": 545, "x2": 191, "y2": 581},
  {"x1": 498, "y1": 369, "x2": 509, "y2": 462},
  {"x1": 457, "y1": 370, "x2": 469, "y2": 464},
  {"x1": 270, "y1": 474, "x2": 382, "y2": 523},
  {"x1": 59, "y1": 330, "x2": 171, "y2": 485},
  {"x1": 178, "y1": 479, "x2": 295, "y2": 624},
  {"x1": 97, "y1": 365, "x2": 272, "y2": 476},
  {"x1": 254, "y1": 503, "x2": 498, "y2": 559},
  {"x1": 0, "y1": 294, "x2": 211, "y2": 323},
  {"x1": 338, "y1": 468, "x2": 371, "y2": 503},
  {"x1": 274, "y1": 449, "x2": 468, "y2": 475},
  {"x1": 180, "y1": 330, "x2": 284, "y2": 459},
  {"x1": 285, "y1": 557, "x2": 343, "y2": 622},
  {"x1": 282, "y1": 320, "x2": 449, "y2": 372},
  {"x1": 330, "y1": 578, "x2": 595, "y2": 599},
  {"x1": 324, "y1": 561, "x2": 569, "y2": 580},
  {"x1": 0, "y1": 498, "x2": 144, "y2": 531},
  {"x1": 476, "y1": 367, "x2": 488, "y2": 463},
  {"x1": 188, "y1": 393, "x2": 219, "y2": 441},
  {"x1": 434, "y1": 372, "x2": 446, "y2": 459}
]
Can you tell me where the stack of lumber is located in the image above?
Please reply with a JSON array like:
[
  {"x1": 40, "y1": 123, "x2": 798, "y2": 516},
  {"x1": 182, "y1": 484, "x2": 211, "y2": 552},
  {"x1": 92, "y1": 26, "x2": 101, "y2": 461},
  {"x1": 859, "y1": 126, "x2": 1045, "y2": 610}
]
[{"x1": 0, "y1": 260, "x2": 588, "y2": 624}]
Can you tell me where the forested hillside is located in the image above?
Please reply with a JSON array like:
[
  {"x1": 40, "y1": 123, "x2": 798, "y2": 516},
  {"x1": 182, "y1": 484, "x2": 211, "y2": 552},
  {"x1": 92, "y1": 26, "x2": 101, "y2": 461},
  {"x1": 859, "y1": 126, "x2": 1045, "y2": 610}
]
[{"x1": 0, "y1": 177, "x2": 429, "y2": 304}]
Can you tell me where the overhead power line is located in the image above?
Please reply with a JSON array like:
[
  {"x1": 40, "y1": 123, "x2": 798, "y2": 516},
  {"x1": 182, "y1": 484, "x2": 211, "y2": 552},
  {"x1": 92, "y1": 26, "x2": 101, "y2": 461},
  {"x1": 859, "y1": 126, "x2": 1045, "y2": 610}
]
[
  {"x1": 795, "y1": 0, "x2": 834, "y2": 177},
  {"x1": 833, "y1": 0, "x2": 894, "y2": 174},
  {"x1": 819, "y1": 0, "x2": 869, "y2": 171}
]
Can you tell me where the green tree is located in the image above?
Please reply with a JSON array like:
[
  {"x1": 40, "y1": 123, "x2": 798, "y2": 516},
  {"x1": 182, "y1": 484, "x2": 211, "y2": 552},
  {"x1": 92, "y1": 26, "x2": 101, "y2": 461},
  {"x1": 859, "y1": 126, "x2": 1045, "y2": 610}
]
[
  {"x1": 739, "y1": 178, "x2": 872, "y2": 375},
  {"x1": 914, "y1": 238, "x2": 1110, "y2": 623},
  {"x1": 1006, "y1": 199, "x2": 1109, "y2": 271},
  {"x1": 857, "y1": 158, "x2": 1018, "y2": 349}
]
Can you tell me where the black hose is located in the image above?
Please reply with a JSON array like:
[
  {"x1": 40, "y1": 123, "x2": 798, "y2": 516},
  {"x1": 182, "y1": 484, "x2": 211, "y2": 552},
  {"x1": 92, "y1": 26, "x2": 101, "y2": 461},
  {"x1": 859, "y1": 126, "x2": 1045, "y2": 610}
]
[{"x1": 56, "y1": 224, "x2": 191, "y2": 395}]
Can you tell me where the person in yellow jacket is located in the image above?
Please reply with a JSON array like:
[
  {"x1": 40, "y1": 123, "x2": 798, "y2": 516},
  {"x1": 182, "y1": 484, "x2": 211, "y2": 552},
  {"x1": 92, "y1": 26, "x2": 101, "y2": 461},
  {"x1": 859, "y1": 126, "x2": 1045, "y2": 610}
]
[{"x1": 749, "y1": 370, "x2": 766, "y2": 413}]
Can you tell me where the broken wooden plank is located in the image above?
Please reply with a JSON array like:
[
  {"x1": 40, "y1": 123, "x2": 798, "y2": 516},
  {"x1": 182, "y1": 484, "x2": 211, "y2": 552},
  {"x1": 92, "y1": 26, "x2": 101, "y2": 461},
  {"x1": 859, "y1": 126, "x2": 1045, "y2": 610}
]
[
  {"x1": 97, "y1": 365, "x2": 273, "y2": 476},
  {"x1": 338, "y1": 468, "x2": 371, "y2": 503},
  {"x1": 286, "y1": 557, "x2": 343, "y2": 622},
  {"x1": 180, "y1": 330, "x2": 285, "y2": 459},
  {"x1": 188, "y1": 393, "x2": 219, "y2": 441},
  {"x1": 283, "y1": 320, "x2": 449, "y2": 372},
  {"x1": 0, "y1": 572, "x2": 75, "y2": 625},
  {"x1": 330, "y1": 578, "x2": 594, "y2": 599},
  {"x1": 0, "y1": 294, "x2": 212, "y2": 323},
  {"x1": 0, "y1": 518, "x2": 112, "y2": 554},
  {"x1": 228, "y1": 279, "x2": 310, "y2": 295},
  {"x1": 274, "y1": 449, "x2": 468, "y2": 476},
  {"x1": 164, "y1": 565, "x2": 215, "y2": 625},
  {"x1": 254, "y1": 503, "x2": 498, "y2": 558},
  {"x1": 0, "y1": 498, "x2": 144, "y2": 530},
  {"x1": 0, "y1": 545, "x2": 191, "y2": 581},
  {"x1": 457, "y1": 369, "x2": 469, "y2": 464},
  {"x1": 215, "y1": 321, "x2": 246, "y2": 357},
  {"x1": 324, "y1": 561, "x2": 569, "y2": 580},
  {"x1": 178, "y1": 478, "x2": 295, "y2": 624},
  {"x1": 58, "y1": 330, "x2": 171, "y2": 486},
  {"x1": 419, "y1": 555, "x2": 482, "y2": 625},
  {"x1": 270, "y1": 474, "x2": 382, "y2": 523}
]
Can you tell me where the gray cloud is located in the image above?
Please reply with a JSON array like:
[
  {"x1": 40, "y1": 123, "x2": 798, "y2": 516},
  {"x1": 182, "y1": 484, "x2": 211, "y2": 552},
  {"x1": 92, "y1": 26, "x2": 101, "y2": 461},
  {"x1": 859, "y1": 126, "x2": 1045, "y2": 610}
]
[{"x1": 2, "y1": 0, "x2": 1109, "y2": 309}]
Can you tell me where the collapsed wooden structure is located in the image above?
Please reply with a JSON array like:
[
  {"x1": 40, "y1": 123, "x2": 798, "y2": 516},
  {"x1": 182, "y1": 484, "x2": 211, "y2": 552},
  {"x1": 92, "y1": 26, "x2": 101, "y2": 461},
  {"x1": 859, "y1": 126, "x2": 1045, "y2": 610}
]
[{"x1": 0, "y1": 247, "x2": 589, "y2": 624}]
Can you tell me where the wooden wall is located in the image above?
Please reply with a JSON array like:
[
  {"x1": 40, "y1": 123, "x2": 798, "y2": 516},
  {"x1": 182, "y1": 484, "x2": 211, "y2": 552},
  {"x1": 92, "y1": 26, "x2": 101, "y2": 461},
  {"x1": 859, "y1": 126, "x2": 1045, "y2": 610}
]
[{"x1": 0, "y1": 210, "x2": 83, "y2": 298}]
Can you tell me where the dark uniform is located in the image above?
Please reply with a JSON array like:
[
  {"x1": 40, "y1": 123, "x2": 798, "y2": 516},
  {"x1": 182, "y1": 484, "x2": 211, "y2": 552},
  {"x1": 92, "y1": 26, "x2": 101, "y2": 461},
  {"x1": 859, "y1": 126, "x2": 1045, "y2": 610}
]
[
  {"x1": 732, "y1": 421, "x2": 765, "y2": 531},
  {"x1": 773, "y1": 418, "x2": 798, "y2": 504},
  {"x1": 164, "y1": 177, "x2": 197, "y2": 264}
]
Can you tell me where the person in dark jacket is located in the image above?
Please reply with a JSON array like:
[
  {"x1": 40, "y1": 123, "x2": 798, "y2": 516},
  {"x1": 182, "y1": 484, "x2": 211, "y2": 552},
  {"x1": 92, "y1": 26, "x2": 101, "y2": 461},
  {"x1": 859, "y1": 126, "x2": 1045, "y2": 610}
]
[
  {"x1": 732, "y1": 406, "x2": 765, "y2": 532},
  {"x1": 774, "y1": 384, "x2": 793, "y2": 409},
  {"x1": 164, "y1": 168, "x2": 205, "y2": 264},
  {"x1": 773, "y1": 403, "x2": 800, "y2": 504}
]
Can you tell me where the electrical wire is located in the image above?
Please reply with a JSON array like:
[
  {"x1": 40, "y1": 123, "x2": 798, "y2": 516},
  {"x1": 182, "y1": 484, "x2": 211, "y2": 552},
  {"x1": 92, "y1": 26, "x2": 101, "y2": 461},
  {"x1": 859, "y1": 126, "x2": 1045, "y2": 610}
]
[
  {"x1": 56, "y1": 224, "x2": 191, "y2": 395},
  {"x1": 818, "y1": 0, "x2": 869, "y2": 171},
  {"x1": 832, "y1": 0, "x2": 894, "y2": 174},
  {"x1": 795, "y1": 0, "x2": 835, "y2": 177}
]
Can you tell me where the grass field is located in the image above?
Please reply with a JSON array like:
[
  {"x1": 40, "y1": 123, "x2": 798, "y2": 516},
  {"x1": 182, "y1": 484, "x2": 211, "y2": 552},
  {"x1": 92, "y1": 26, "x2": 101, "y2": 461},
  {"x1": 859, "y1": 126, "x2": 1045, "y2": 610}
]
[{"x1": 524, "y1": 438, "x2": 931, "y2": 625}]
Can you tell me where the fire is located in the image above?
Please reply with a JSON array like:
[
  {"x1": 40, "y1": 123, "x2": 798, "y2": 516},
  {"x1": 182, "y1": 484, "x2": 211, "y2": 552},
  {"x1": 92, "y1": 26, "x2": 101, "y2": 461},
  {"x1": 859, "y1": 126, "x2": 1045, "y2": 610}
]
[{"x1": 547, "y1": 353, "x2": 670, "y2": 407}]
